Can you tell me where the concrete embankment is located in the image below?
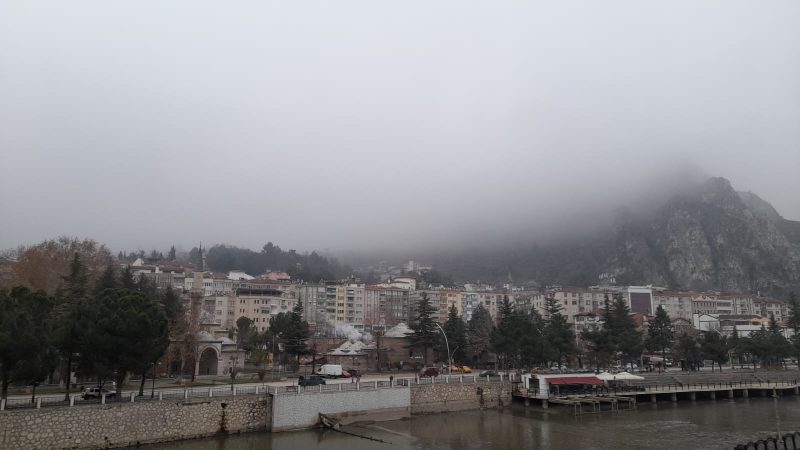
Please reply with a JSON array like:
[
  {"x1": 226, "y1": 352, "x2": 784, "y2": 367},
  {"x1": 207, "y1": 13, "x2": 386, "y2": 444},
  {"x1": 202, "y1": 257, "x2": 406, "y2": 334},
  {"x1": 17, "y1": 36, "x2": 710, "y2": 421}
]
[
  {"x1": 271, "y1": 386, "x2": 411, "y2": 431},
  {"x1": 0, "y1": 380, "x2": 512, "y2": 449}
]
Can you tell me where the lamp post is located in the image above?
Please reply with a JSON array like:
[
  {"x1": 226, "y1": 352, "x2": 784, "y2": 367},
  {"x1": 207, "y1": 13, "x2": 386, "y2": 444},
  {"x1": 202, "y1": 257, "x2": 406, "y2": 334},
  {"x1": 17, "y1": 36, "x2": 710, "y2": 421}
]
[
  {"x1": 230, "y1": 356, "x2": 239, "y2": 392},
  {"x1": 150, "y1": 361, "x2": 160, "y2": 399},
  {"x1": 435, "y1": 323, "x2": 451, "y2": 374}
]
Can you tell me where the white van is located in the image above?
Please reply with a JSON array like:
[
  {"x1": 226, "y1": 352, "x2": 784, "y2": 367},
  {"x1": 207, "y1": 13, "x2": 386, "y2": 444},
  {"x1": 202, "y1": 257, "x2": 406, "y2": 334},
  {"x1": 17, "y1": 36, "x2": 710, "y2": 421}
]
[{"x1": 316, "y1": 364, "x2": 344, "y2": 378}]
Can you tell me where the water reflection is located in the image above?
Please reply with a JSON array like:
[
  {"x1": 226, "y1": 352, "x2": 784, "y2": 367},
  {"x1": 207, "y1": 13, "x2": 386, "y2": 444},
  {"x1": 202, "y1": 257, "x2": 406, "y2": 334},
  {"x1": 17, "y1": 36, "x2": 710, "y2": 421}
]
[{"x1": 143, "y1": 397, "x2": 800, "y2": 450}]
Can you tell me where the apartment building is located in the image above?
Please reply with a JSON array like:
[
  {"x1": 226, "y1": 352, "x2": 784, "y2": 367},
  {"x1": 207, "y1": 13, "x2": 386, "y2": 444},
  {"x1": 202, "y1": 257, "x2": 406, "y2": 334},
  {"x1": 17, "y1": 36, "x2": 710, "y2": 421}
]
[
  {"x1": 538, "y1": 287, "x2": 612, "y2": 323},
  {"x1": 754, "y1": 298, "x2": 788, "y2": 323},
  {"x1": 651, "y1": 290, "x2": 694, "y2": 320},
  {"x1": 364, "y1": 286, "x2": 411, "y2": 329},
  {"x1": 415, "y1": 289, "x2": 448, "y2": 323},
  {"x1": 691, "y1": 294, "x2": 735, "y2": 316},
  {"x1": 343, "y1": 283, "x2": 366, "y2": 329}
]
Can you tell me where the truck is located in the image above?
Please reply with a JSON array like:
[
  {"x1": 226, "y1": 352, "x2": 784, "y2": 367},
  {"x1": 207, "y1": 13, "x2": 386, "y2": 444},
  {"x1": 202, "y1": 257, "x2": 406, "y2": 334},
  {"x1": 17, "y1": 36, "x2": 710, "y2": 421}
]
[{"x1": 316, "y1": 364, "x2": 344, "y2": 378}]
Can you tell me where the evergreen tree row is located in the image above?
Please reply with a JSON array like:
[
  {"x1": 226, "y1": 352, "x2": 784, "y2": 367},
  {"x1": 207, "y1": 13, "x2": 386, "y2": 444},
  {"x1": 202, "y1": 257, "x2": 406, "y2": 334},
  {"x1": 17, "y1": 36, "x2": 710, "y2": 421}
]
[{"x1": 0, "y1": 254, "x2": 175, "y2": 400}]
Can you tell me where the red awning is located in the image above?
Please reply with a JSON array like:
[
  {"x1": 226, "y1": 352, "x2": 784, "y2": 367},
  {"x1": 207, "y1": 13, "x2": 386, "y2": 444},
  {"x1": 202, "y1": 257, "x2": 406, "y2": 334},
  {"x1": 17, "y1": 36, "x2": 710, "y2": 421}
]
[{"x1": 546, "y1": 376, "x2": 603, "y2": 386}]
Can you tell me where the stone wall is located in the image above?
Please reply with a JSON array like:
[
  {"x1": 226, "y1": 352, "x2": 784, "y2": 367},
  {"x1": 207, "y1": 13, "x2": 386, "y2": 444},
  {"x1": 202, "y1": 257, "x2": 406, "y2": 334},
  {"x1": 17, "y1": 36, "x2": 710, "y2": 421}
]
[
  {"x1": 410, "y1": 381, "x2": 512, "y2": 414},
  {"x1": 271, "y1": 387, "x2": 411, "y2": 432},
  {"x1": 0, "y1": 381, "x2": 512, "y2": 449},
  {"x1": 0, "y1": 396, "x2": 271, "y2": 449}
]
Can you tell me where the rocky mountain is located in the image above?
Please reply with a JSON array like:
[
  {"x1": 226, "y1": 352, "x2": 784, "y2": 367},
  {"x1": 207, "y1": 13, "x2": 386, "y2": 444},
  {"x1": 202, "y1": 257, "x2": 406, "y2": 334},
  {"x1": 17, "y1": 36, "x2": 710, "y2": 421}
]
[
  {"x1": 607, "y1": 177, "x2": 800, "y2": 295},
  {"x1": 422, "y1": 177, "x2": 800, "y2": 296}
]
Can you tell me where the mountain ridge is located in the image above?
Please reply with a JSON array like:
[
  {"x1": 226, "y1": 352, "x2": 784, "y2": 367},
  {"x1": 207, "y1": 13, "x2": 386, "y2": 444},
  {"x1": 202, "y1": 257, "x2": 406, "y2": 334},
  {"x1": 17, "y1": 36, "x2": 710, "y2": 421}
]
[{"x1": 419, "y1": 177, "x2": 799, "y2": 296}]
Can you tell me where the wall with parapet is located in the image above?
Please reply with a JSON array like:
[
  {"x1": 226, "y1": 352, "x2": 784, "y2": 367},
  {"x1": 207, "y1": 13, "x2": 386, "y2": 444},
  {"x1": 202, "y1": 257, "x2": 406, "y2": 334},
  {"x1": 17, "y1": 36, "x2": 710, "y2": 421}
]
[
  {"x1": 410, "y1": 381, "x2": 512, "y2": 414},
  {"x1": 271, "y1": 386, "x2": 411, "y2": 431},
  {"x1": 0, "y1": 381, "x2": 512, "y2": 449},
  {"x1": 0, "y1": 396, "x2": 271, "y2": 449}
]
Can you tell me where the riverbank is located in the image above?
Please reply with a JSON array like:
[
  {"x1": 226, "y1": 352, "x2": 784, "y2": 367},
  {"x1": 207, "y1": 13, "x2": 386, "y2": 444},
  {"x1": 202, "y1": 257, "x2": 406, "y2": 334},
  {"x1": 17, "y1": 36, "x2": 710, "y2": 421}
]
[{"x1": 0, "y1": 378, "x2": 512, "y2": 449}]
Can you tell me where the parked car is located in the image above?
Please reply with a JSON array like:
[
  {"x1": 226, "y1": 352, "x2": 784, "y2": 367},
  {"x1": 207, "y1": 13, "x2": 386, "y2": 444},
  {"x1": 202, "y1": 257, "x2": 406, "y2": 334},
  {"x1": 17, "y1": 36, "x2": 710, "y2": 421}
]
[
  {"x1": 450, "y1": 366, "x2": 473, "y2": 374},
  {"x1": 479, "y1": 370, "x2": 498, "y2": 377},
  {"x1": 420, "y1": 367, "x2": 439, "y2": 377},
  {"x1": 345, "y1": 369, "x2": 360, "y2": 378},
  {"x1": 298, "y1": 374, "x2": 327, "y2": 387},
  {"x1": 81, "y1": 386, "x2": 116, "y2": 399}
]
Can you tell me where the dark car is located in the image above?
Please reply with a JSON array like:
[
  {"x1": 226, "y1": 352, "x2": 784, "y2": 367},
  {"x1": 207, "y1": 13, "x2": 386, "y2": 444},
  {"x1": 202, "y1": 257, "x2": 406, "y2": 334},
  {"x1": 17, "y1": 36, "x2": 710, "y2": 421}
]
[
  {"x1": 345, "y1": 369, "x2": 359, "y2": 378},
  {"x1": 479, "y1": 370, "x2": 498, "y2": 377},
  {"x1": 298, "y1": 374, "x2": 326, "y2": 387},
  {"x1": 419, "y1": 367, "x2": 439, "y2": 377}
]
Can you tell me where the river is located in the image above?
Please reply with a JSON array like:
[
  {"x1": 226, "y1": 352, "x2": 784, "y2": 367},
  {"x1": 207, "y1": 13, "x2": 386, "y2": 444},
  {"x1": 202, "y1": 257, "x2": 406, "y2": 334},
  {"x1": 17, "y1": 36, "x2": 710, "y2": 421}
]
[{"x1": 143, "y1": 396, "x2": 800, "y2": 449}]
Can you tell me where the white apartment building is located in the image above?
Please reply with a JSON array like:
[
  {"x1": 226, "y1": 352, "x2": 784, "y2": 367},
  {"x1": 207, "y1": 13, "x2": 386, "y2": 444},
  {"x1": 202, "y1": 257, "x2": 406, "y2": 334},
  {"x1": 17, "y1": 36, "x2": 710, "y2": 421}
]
[{"x1": 651, "y1": 290, "x2": 694, "y2": 320}]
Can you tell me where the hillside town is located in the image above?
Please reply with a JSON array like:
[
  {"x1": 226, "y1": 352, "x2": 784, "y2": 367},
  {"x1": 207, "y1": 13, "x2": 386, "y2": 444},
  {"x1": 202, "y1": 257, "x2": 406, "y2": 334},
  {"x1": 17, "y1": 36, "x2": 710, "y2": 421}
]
[{"x1": 124, "y1": 249, "x2": 796, "y2": 378}]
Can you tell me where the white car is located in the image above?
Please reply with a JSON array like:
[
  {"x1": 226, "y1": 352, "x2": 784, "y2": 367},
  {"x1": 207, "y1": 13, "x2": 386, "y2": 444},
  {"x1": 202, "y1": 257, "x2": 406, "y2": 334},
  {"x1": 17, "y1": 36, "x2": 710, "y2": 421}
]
[{"x1": 81, "y1": 386, "x2": 116, "y2": 399}]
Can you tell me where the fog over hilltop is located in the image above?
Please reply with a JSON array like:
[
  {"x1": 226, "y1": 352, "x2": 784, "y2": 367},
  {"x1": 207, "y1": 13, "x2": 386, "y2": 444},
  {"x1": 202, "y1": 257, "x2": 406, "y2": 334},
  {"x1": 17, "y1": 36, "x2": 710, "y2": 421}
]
[{"x1": 1, "y1": 1, "x2": 798, "y2": 253}]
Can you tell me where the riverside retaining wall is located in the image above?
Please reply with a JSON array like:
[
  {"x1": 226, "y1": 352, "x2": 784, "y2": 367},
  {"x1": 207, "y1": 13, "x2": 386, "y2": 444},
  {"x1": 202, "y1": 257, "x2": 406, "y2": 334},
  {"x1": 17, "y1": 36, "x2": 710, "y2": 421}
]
[
  {"x1": 410, "y1": 381, "x2": 512, "y2": 414},
  {"x1": 0, "y1": 381, "x2": 512, "y2": 449},
  {"x1": 0, "y1": 396, "x2": 271, "y2": 449},
  {"x1": 270, "y1": 386, "x2": 411, "y2": 431}
]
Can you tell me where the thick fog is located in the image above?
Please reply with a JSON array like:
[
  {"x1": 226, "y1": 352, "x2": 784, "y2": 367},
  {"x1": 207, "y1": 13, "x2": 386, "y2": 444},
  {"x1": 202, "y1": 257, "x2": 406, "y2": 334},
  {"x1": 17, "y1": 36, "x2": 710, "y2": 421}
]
[{"x1": 1, "y1": 1, "x2": 798, "y2": 254}]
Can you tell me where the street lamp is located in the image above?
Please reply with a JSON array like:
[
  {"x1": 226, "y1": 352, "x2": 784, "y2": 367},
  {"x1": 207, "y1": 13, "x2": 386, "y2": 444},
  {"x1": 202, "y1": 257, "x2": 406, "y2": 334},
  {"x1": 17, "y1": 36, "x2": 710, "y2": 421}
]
[
  {"x1": 150, "y1": 361, "x2": 161, "y2": 399},
  {"x1": 230, "y1": 356, "x2": 239, "y2": 392},
  {"x1": 434, "y1": 323, "x2": 452, "y2": 374}
]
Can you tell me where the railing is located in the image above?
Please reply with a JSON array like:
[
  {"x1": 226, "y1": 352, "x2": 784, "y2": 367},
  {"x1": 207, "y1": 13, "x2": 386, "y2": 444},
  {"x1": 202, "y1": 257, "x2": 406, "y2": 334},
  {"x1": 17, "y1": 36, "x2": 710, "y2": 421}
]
[
  {"x1": 0, "y1": 374, "x2": 515, "y2": 411},
  {"x1": 735, "y1": 431, "x2": 800, "y2": 450},
  {"x1": 542, "y1": 380, "x2": 799, "y2": 398}
]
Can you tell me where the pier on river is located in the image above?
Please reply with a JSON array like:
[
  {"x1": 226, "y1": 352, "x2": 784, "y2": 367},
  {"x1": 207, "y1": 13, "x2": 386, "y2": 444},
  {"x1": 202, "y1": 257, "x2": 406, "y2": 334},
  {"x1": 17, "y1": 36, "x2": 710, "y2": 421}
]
[{"x1": 512, "y1": 369, "x2": 800, "y2": 415}]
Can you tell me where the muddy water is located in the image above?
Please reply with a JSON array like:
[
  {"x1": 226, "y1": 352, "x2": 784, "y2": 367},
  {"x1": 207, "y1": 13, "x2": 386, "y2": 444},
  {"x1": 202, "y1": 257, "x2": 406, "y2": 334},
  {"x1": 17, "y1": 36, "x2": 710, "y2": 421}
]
[{"x1": 143, "y1": 396, "x2": 800, "y2": 449}]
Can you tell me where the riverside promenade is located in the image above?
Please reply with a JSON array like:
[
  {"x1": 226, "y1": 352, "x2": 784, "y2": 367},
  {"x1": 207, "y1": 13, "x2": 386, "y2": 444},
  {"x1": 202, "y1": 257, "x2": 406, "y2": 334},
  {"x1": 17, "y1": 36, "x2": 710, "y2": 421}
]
[{"x1": 0, "y1": 375, "x2": 512, "y2": 449}]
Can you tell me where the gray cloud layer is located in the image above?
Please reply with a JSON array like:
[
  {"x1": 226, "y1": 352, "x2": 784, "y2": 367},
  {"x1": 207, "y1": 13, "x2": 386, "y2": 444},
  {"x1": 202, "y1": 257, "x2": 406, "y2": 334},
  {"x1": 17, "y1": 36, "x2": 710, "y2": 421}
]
[{"x1": 1, "y1": 1, "x2": 798, "y2": 253}]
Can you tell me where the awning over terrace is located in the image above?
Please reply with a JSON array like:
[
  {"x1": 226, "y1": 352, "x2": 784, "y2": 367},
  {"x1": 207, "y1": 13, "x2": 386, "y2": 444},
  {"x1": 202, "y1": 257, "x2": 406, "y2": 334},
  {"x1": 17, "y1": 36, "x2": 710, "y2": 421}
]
[{"x1": 545, "y1": 376, "x2": 604, "y2": 386}]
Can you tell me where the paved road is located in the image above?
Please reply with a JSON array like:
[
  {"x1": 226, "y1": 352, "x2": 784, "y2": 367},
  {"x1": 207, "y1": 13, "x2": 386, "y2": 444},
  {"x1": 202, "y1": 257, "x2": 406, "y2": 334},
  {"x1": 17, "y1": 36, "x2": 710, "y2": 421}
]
[{"x1": 3, "y1": 372, "x2": 429, "y2": 402}]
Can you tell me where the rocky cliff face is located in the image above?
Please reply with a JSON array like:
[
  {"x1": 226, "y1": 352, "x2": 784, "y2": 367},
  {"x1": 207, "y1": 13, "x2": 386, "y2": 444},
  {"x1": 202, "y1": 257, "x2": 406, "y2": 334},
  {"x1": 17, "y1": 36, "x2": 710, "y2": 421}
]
[{"x1": 607, "y1": 177, "x2": 800, "y2": 294}]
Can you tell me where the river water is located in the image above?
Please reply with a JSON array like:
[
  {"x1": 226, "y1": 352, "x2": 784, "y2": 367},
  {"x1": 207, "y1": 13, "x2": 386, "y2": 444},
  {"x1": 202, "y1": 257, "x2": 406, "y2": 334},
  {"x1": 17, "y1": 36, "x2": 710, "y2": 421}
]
[{"x1": 144, "y1": 397, "x2": 800, "y2": 449}]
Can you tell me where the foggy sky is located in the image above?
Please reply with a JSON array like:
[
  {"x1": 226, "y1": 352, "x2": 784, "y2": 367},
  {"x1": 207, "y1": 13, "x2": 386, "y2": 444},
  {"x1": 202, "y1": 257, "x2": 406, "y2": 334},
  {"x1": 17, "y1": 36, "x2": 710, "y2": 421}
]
[{"x1": 1, "y1": 1, "x2": 799, "y2": 255}]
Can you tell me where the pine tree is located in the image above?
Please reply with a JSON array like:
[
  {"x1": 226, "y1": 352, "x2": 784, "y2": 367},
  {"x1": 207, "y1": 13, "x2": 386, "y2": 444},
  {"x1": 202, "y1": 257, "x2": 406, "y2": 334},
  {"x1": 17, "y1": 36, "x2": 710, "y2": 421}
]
[
  {"x1": 442, "y1": 304, "x2": 467, "y2": 364},
  {"x1": 700, "y1": 331, "x2": 729, "y2": 372},
  {"x1": 79, "y1": 288, "x2": 169, "y2": 399},
  {"x1": 94, "y1": 263, "x2": 118, "y2": 294},
  {"x1": 491, "y1": 296, "x2": 529, "y2": 370},
  {"x1": 768, "y1": 313, "x2": 791, "y2": 369},
  {"x1": 0, "y1": 288, "x2": 56, "y2": 400},
  {"x1": 608, "y1": 293, "x2": 644, "y2": 367},
  {"x1": 167, "y1": 245, "x2": 177, "y2": 261},
  {"x1": 675, "y1": 333, "x2": 702, "y2": 371},
  {"x1": 283, "y1": 303, "x2": 310, "y2": 366},
  {"x1": 646, "y1": 305, "x2": 674, "y2": 367},
  {"x1": 54, "y1": 253, "x2": 89, "y2": 400},
  {"x1": 160, "y1": 285, "x2": 183, "y2": 324},
  {"x1": 466, "y1": 304, "x2": 493, "y2": 365},
  {"x1": 407, "y1": 293, "x2": 439, "y2": 366},
  {"x1": 543, "y1": 296, "x2": 576, "y2": 367}
]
